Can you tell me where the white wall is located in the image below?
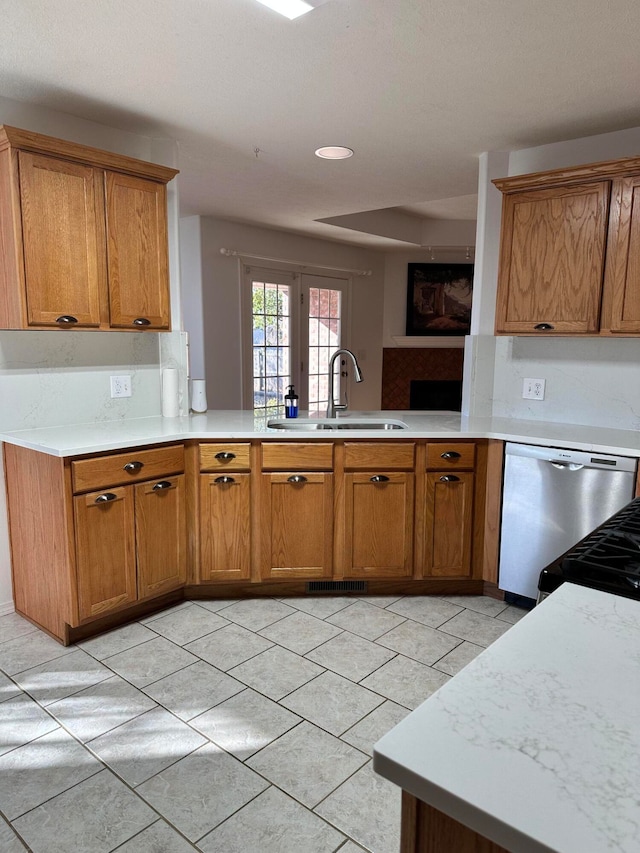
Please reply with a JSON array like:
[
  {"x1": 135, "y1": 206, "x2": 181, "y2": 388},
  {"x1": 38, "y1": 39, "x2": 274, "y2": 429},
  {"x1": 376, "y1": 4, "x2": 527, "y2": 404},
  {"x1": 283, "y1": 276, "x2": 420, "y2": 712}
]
[
  {"x1": 0, "y1": 96, "x2": 184, "y2": 614},
  {"x1": 470, "y1": 125, "x2": 640, "y2": 429},
  {"x1": 383, "y1": 249, "x2": 475, "y2": 347},
  {"x1": 183, "y1": 217, "x2": 386, "y2": 411}
]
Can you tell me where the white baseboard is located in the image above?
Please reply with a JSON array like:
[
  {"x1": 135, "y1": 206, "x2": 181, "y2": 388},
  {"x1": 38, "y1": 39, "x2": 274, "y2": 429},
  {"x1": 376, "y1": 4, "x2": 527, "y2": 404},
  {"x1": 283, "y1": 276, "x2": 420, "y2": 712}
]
[{"x1": 0, "y1": 601, "x2": 16, "y2": 617}]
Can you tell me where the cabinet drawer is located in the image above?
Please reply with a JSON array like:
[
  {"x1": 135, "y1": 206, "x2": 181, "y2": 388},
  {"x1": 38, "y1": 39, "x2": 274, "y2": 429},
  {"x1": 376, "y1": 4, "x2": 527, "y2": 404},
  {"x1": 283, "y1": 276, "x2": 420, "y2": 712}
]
[
  {"x1": 72, "y1": 444, "x2": 185, "y2": 493},
  {"x1": 344, "y1": 442, "x2": 415, "y2": 470},
  {"x1": 200, "y1": 443, "x2": 251, "y2": 472},
  {"x1": 426, "y1": 443, "x2": 475, "y2": 470},
  {"x1": 261, "y1": 442, "x2": 333, "y2": 470}
]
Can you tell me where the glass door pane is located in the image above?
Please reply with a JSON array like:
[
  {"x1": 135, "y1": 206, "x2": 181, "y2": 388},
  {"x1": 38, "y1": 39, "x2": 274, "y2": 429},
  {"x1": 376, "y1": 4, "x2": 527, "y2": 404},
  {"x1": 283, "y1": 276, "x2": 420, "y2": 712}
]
[
  {"x1": 307, "y1": 286, "x2": 342, "y2": 413},
  {"x1": 301, "y1": 273, "x2": 348, "y2": 416},
  {"x1": 252, "y1": 279, "x2": 291, "y2": 416}
]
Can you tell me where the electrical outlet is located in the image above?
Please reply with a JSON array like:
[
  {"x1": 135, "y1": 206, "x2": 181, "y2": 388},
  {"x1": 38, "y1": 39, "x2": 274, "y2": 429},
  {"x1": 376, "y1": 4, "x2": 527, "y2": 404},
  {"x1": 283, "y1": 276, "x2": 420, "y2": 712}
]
[
  {"x1": 522, "y1": 378, "x2": 546, "y2": 400},
  {"x1": 110, "y1": 375, "x2": 132, "y2": 398}
]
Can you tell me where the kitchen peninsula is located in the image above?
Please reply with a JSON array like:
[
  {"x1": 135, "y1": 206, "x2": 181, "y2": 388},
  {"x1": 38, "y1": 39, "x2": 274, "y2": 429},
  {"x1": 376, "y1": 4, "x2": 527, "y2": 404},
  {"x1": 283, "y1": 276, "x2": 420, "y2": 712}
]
[
  {"x1": 373, "y1": 582, "x2": 640, "y2": 853},
  {"x1": 3, "y1": 410, "x2": 640, "y2": 646}
]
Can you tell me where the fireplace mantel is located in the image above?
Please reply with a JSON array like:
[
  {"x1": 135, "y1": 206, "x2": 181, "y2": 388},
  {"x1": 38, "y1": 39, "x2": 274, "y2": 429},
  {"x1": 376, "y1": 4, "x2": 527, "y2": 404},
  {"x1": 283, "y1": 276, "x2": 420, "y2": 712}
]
[{"x1": 391, "y1": 336, "x2": 465, "y2": 348}]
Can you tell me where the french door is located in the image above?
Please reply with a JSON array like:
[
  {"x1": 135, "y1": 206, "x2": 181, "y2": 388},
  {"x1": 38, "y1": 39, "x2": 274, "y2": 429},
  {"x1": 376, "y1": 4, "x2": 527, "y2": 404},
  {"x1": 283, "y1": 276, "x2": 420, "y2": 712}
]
[{"x1": 243, "y1": 267, "x2": 350, "y2": 416}]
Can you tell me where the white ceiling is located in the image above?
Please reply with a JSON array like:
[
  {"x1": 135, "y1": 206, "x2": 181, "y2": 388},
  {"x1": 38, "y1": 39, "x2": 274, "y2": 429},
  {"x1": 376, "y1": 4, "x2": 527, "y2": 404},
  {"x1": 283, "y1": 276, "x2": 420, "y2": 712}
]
[{"x1": 2, "y1": 0, "x2": 640, "y2": 248}]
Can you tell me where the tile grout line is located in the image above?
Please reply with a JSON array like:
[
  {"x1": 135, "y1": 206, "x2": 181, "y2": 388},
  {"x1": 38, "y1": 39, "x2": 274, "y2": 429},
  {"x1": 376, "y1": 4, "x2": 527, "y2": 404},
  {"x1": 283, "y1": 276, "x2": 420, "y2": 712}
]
[{"x1": 0, "y1": 596, "x2": 520, "y2": 853}]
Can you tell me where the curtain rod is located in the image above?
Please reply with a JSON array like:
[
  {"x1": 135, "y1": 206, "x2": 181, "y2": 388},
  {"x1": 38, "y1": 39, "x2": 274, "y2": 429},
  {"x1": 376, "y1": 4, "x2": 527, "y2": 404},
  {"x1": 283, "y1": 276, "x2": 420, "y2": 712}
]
[{"x1": 219, "y1": 248, "x2": 373, "y2": 277}]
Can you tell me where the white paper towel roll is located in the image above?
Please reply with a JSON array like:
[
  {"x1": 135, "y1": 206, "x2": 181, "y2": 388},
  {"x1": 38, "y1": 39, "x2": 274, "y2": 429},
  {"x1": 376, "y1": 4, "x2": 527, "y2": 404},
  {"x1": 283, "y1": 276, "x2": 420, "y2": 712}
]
[{"x1": 161, "y1": 368, "x2": 180, "y2": 417}]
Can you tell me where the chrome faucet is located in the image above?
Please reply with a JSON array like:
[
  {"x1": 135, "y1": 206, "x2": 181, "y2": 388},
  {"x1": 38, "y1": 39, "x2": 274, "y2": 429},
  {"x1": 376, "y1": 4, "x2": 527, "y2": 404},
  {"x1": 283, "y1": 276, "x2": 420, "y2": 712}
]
[{"x1": 326, "y1": 348, "x2": 363, "y2": 418}]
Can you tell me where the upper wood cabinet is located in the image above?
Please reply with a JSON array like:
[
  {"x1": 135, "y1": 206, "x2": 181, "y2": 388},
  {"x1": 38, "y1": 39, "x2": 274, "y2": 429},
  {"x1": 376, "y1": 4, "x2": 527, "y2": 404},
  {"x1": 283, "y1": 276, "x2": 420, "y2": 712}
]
[
  {"x1": 600, "y1": 175, "x2": 640, "y2": 333},
  {"x1": 493, "y1": 155, "x2": 640, "y2": 336},
  {"x1": 0, "y1": 125, "x2": 177, "y2": 331}
]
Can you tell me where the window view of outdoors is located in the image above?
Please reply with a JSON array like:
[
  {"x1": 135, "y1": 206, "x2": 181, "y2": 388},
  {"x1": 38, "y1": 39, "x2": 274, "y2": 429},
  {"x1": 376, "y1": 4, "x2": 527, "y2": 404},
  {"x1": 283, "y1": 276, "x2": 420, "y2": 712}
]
[
  {"x1": 307, "y1": 287, "x2": 341, "y2": 413},
  {"x1": 250, "y1": 278, "x2": 344, "y2": 416},
  {"x1": 252, "y1": 280, "x2": 291, "y2": 416}
]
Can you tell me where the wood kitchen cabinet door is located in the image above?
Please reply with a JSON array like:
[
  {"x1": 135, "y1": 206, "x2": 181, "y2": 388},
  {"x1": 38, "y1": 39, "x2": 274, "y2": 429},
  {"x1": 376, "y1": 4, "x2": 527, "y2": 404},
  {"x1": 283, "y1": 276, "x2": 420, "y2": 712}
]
[
  {"x1": 495, "y1": 182, "x2": 610, "y2": 334},
  {"x1": 199, "y1": 472, "x2": 251, "y2": 582},
  {"x1": 343, "y1": 472, "x2": 414, "y2": 578},
  {"x1": 260, "y1": 472, "x2": 333, "y2": 579},
  {"x1": 74, "y1": 486, "x2": 137, "y2": 620},
  {"x1": 135, "y1": 475, "x2": 187, "y2": 598},
  {"x1": 18, "y1": 151, "x2": 106, "y2": 328},
  {"x1": 105, "y1": 172, "x2": 170, "y2": 329},
  {"x1": 601, "y1": 176, "x2": 640, "y2": 333},
  {"x1": 424, "y1": 471, "x2": 474, "y2": 577}
]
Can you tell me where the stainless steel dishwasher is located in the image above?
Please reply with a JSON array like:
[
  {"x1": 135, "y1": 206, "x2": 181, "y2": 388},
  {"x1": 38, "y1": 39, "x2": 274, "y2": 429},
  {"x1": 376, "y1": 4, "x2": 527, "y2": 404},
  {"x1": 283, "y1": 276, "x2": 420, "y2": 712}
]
[{"x1": 499, "y1": 442, "x2": 637, "y2": 604}]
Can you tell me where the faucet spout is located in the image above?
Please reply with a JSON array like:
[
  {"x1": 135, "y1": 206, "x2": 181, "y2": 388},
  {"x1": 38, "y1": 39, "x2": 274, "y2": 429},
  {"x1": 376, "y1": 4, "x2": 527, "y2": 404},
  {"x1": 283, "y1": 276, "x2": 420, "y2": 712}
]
[{"x1": 326, "y1": 348, "x2": 364, "y2": 419}]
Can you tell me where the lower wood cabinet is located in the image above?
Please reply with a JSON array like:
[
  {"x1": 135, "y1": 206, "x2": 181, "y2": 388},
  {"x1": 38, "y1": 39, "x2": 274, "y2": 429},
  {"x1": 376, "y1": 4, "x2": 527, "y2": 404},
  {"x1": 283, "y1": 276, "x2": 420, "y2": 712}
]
[
  {"x1": 199, "y1": 472, "x2": 251, "y2": 582},
  {"x1": 135, "y1": 476, "x2": 187, "y2": 598},
  {"x1": 74, "y1": 475, "x2": 186, "y2": 620},
  {"x1": 3, "y1": 436, "x2": 498, "y2": 644},
  {"x1": 343, "y1": 472, "x2": 414, "y2": 578},
  {"x1": 424, "y1": 471, "x2": 474, "y2": 577},
  {"x1": 260, "y1": 472, "x2": 334, "y2": 579},
  {"x1": 3, "y1": 442, "x2": 186, "y2": 642},
  {"x1": 421, "y1": 442, "x2": 477, "y2": 579},
  {"x1": 74, "y1": 486, "x2": 137, "y2": 620}
]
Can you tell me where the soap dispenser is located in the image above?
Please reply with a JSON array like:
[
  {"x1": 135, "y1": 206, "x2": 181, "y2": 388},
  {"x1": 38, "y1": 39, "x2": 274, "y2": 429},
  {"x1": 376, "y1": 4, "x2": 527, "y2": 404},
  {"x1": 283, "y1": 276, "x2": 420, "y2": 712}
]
[{"x1": 284, "y1": 385, "x2": 299, "y2": 419}]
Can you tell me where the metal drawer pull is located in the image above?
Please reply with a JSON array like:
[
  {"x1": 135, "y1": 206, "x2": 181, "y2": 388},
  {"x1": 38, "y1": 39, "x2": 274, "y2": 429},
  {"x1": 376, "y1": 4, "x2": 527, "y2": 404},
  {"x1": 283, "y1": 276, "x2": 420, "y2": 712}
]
[
  {"x1": 152, "y1": 481, "x2": 172, "y2": 491},
  {"x1": 441, "y1": 451, "x2": 461, "y2": 460},
  {"x1": 133, "y1": 317, "x2": 151, "y2": 326},
  {"x1": 124, "y1": 461, "x2": 143, "y2": 473},
  {"x1": 95, "y1": 492, "x2": 117, "y2": 503},
  {"x1": 439, "y1": 475, "x2": 460, "y2": 483},
  {"x1": 215, "y1": 452, "x2": 236, "y2": 460},
  {"x1": 55, "y1": 315, "x2": 78, "y2": 324},
  {"x1": 287, "y1": 475, "x2": 308, "y2": 484},
  {"x1": 214, "y1": 476, "x2": 235, "y2": 484},
  {"x1": 534, "y1": 323, "x2": 554, "y2": 330},
  {"x1": 370, "y1": 475, "x2": 390, "y2": 483}
]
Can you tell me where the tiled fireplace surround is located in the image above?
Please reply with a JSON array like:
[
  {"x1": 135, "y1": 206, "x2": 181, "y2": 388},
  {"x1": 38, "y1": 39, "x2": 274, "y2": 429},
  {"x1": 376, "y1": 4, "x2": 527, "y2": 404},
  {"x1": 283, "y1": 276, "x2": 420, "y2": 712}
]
[{"x1": 381, "y1": 348, "x2": 464, "y2": 411}]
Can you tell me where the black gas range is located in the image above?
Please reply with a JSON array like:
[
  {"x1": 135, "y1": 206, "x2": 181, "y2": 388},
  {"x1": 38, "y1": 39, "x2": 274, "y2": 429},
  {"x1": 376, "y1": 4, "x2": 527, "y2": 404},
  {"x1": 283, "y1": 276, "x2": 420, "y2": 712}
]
[{"x1": 538, "y1": 497, "x2": 640, "y2": 603}]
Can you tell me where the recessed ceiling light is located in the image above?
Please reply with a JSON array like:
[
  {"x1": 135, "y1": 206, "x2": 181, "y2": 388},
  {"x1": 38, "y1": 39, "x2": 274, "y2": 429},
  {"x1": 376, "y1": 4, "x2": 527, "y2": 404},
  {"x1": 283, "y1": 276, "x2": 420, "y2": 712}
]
[
  {"x1": 256, "y1": 0, "x2": 314, "y2": 19},
  {"x1": 315, "y1": 146, "x2": 354, "y2": 160}
]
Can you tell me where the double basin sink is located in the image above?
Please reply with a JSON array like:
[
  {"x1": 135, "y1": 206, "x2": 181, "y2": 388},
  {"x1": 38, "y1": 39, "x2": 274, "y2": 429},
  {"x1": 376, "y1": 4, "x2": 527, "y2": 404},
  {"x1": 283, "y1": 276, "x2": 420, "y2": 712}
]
[{"x1": 267, "y1": 418, "x2": 408, "y2": 431}]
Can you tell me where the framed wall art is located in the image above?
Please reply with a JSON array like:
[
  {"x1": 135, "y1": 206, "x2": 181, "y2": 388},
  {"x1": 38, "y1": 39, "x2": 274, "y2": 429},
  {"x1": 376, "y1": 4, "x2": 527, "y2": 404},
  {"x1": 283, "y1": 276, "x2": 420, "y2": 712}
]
[{"x1": 406, "y1": 262, "x2": 474, "y2": 335}]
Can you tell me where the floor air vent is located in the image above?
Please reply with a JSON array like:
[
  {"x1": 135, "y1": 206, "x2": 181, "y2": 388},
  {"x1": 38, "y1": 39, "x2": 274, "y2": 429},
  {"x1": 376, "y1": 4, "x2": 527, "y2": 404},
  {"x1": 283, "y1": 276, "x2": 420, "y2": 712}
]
[{"x1": 306, "y1": 580, "x2": 367, "y2": 594}]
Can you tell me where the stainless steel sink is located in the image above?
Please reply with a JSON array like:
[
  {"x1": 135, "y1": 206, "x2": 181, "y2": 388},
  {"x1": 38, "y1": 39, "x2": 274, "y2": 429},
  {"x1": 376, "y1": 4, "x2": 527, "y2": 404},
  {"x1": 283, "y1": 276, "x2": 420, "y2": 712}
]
[{"x1": 267, "y1": 418, "x2": 408, "y2": 431}]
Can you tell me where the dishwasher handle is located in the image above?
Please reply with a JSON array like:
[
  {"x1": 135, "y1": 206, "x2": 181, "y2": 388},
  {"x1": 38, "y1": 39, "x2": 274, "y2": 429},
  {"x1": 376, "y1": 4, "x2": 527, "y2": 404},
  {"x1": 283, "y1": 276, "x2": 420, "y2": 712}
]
[{"x1": 550, "y1": 461, "x2": 584, "y2": 471}]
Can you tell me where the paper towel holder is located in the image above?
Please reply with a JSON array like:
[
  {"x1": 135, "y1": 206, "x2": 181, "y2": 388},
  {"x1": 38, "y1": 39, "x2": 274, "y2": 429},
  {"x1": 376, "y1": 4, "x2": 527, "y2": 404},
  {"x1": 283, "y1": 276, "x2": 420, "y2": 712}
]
[{"x1": 191, "y1": 379, "x2": 208, "y2": 413}]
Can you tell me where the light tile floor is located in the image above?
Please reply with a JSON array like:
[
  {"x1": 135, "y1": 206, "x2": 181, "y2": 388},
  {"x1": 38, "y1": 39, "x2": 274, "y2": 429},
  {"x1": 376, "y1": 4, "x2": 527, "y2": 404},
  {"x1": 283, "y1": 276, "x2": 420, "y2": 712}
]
[{"x1": 0, "y1": 594, "x2": 526, "y2": 853}]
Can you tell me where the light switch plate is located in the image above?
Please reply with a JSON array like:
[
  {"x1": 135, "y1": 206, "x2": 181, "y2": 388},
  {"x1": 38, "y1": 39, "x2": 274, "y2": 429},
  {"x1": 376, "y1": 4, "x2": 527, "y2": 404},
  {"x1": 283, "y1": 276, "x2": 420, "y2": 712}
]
[{"x1": 110, "y1": 375, "x2": 132, "y2": 398}]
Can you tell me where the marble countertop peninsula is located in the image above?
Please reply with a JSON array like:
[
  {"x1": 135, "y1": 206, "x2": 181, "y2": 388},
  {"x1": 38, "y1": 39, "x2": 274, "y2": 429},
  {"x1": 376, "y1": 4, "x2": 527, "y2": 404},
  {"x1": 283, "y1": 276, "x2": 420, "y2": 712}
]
[
  {"x1": 3, "y1": 410, "x2": 640, "y2": 457},
  {"x1": 373, "y1": 583, "x2": 640, "y2": 853}
]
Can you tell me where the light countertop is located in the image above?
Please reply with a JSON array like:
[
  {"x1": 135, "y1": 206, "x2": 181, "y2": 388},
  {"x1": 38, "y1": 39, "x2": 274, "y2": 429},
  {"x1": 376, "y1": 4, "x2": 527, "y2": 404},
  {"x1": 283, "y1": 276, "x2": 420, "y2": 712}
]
[
  {"x1": 3, "y1": 410, "x2": 640, "y2": 457},
  {"x1": 373, "y1": 583, "x2": 640, "y2": 853}
]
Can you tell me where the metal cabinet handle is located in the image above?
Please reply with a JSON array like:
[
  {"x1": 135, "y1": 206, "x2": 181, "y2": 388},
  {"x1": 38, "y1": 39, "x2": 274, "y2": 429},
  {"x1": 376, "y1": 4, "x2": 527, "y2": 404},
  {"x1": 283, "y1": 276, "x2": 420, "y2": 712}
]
[
  {"x1": 133, "y1": 317, "x2": 151, "y2": 326},
  {"x1": 287, "y1": 475, "x2": 308, "y2": 484},
  {"x1": 152, "y1": 480, "x2": 172, "y2": 491},
  {"x1": 370, "y1": 475, "x2": 390, "y2": 483},
  {"x1": 441, "y1": 451, "x2": 461, "y2": 460},
  {"x1": 534, "y1": 323, "x2": 554, "y2": 331},
  {"x1": 56, "y1": 315, "x2": 78, "y2": 325},
  {"x1": 215, "y1": 452, "x2": 236, "y2": 460},
  {"x1": 95, "y1": 492, "x2": 117, "y2": 503},
  {"x1": 123, "y1": 461, "x2": 143, "y2": 473},
  {"x1": 439, "y1": 474, "x2": 460, "y2": 483},
  {"x1": 214, "y1": 476, "x2": 235, "y2": 484}
]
